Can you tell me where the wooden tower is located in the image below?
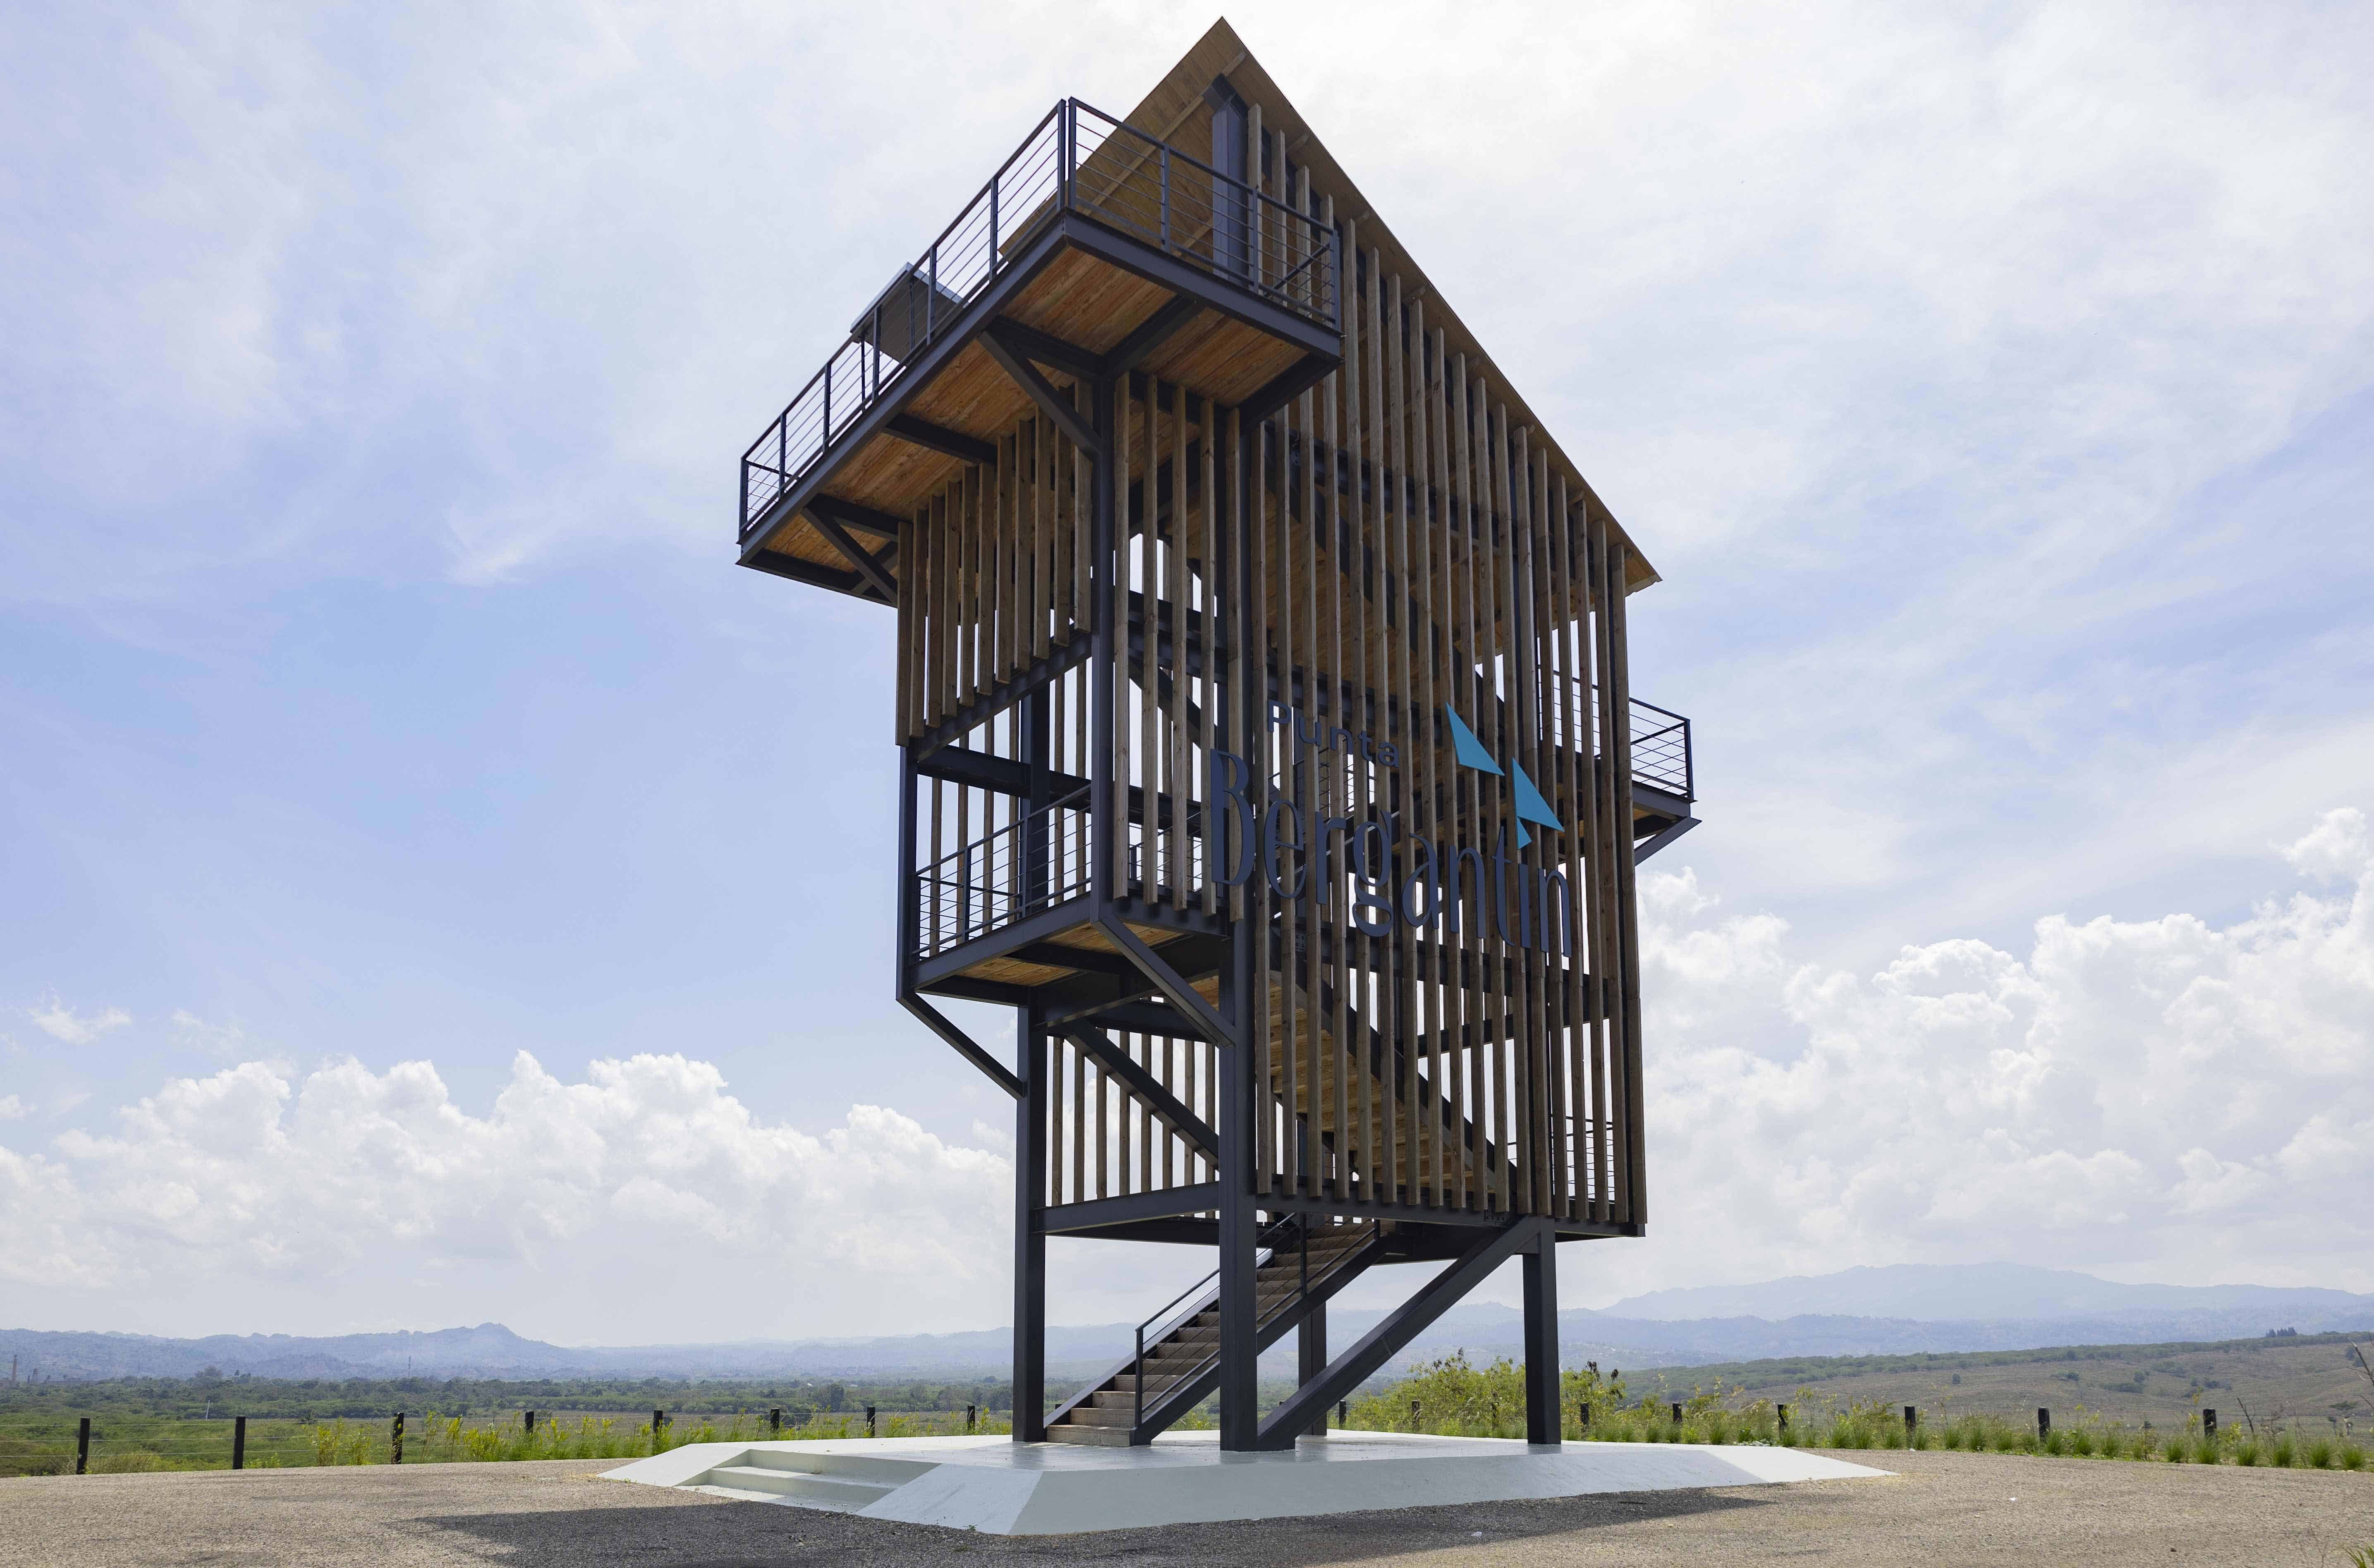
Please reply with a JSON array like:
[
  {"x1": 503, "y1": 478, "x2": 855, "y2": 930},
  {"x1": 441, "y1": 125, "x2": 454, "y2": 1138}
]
[{"x1": 736, "y1": 22, "x2": 1697, "y2": 1451}]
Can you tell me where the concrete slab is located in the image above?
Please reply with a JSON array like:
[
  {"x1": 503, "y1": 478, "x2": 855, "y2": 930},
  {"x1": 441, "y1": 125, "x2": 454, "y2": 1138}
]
[{"x1": 601, "y1": 1430, "x2": 1891, "y2": 1534}]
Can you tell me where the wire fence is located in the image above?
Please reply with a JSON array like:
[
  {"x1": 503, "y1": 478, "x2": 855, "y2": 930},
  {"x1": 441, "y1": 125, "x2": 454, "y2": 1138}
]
[{"x1": 0, "y1": 1404, "x2": 1015, "y2": 1477}]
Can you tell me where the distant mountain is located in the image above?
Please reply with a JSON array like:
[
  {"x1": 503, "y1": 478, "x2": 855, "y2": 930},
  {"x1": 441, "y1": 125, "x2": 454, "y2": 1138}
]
[
  {"x1": 1596, "y1": 1263, "x2": 2374, "y2": 1324},
  {"x1": 7, "y1": 1264, "x2": 2369, "y2": 1384}
]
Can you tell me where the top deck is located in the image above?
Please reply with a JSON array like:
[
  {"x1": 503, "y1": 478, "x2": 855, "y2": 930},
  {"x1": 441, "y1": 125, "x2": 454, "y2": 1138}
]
[{"x1": 739, "y1": 98, "x2": 1345, "y2": 600}]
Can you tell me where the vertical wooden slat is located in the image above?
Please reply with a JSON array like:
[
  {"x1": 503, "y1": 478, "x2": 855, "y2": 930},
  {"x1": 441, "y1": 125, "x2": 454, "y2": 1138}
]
[
  {"x1": 1410, "y1": 312, "x2": 1441, "y2": 1207},
  {"x1": 1113, "y1": 382, "x2": 1134, "y2": 898},
  {"x1": 1200, "y1": 397, "x2": 1221, "y2": 919},
  {"x1": 1446, "y1": 352, "x2": 1474, "y2": 1211}
]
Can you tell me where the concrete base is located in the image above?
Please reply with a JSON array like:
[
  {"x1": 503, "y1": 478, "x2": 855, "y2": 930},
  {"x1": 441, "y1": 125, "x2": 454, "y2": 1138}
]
[{"x1": 602, "y1": 1431, "x2": 1891, "y2": 1535}]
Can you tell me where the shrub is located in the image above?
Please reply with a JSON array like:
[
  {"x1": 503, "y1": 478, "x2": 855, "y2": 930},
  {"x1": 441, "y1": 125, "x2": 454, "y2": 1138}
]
[
  {"x1": 2340, "y1": 1444, "x2": 2366, "y2": 1472},
  {"x1": 2192, "y1": 1436, "x2": 2219, "y2": 1465},
  {"x1": 2235, "y1": 1439, "x2": 2262, "y2": 1467},
  {"x1": 2308, "y1": 1438, "x2": 2335, "y2": 1469},
  {"x1": 2068, "y1": 1429, "x2": 2095, "y2": 1458}
]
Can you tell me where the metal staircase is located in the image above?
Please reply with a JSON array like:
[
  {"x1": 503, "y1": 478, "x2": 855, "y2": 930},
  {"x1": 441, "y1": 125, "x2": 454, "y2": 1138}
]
[{"x1": 1045, "y1": 1219, "x2": 1382, "y2": 1445}]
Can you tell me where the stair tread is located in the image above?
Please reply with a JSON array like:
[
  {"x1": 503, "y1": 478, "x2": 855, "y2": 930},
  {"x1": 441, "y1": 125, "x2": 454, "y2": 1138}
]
[{"x1": 706, "y1": 1466, "x2": 890, "y2": 1493}]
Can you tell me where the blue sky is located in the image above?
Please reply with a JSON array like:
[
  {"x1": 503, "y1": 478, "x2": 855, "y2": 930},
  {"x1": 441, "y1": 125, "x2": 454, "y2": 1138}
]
[{"x1": 3, "y1": 2, "x2": 2369, "y2": 1343}]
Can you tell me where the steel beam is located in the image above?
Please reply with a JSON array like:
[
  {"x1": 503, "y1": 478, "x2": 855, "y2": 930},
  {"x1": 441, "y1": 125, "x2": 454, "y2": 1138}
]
[
  {"x1": 979, "y1": 326, "x2": 1098, "y2": 450},
  {"x1": 1033, "y1": 1183, "x2": 1221, "y2": 1234},
  {"x1": 1100, "y1": 295, "x2": 1202, "y2": 377},
  {"x1": 886, "y1": 413, "x2": 997, "y2": 466},
  {"x1": 1523, "y1": 1235, "x2": 1561, "y2": 1445},
  {"x1": 896, "y1": 989, "x2": 1024, "y2": 1099},
  {"x1": 1012, "y1": 1012, "x2": 1047, "y2": 1441},
  {"x1": 1255, "y1": 1218, "x2": 1550, "y2": 1448},
  {"x1": 804, "y1": 508, "x2": 897, "y2": 600},
  {"x1": 1633, "y1": 816, "x2": 1701, "y2": 864},
  {"x1": 805, "y1": 492, "x2": 905, "y2": 539},
  {"x1": 1063, "y1": 1026, "x2": 1219, "y2": 1157}
]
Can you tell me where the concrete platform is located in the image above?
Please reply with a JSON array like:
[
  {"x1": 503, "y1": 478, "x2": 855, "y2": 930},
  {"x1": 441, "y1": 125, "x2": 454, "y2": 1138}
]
[{"x1": 601, "y1": 1430, "x2": 1893, "y2": 1534}]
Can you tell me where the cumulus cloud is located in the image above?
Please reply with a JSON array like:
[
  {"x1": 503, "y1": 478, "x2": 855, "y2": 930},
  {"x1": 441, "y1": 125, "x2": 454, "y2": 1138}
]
[
  {"x1": 0, "y1": 1097, "x2": 24, "y2": 1122},
  {"x1": 1621, "y1": 810, "x2": 2374, "y2": 1300},
  {"x1": 28, "y1": 999, "x2": 132, "y2": 1046},
  {"x1": 2, "y1": 812, "x2": 2367, "y2": 1338},
  {"x1": 0, "y1": 1051, "x2": 1015, "y2": 1342}
]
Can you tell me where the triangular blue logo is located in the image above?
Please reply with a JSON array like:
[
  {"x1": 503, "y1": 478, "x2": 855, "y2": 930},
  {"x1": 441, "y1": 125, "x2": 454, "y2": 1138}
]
[
  {"x1": 1510, "y1": 762, "x2": 1563, "y2": 837},
  {"x1": 1444, "y1": 706, "x2": 1502, "y2": 775}
]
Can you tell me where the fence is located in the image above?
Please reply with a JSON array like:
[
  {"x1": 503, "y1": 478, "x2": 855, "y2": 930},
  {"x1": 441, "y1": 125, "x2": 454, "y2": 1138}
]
[{"x1": 0, "y1": 1404, "x2": 1015, "y2": 1477}]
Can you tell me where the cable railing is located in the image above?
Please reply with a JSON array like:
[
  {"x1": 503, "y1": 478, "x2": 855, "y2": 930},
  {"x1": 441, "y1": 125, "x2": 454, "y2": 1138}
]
[
  {"x1": 914, "y1": 786, "x2": 1091, "y2": 958},
  {"x1": 740, "y1": 98, "x2": 1342, "y2": 540},
  {"x1": 1544, "y1": 677, "x2": 1695, "y2": 801}
]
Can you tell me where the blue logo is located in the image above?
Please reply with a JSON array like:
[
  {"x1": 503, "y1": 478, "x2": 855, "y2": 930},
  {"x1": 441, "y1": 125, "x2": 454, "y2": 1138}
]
[{"x1": 1443, "y1": 706, "x2": 1563, "y2": 848}]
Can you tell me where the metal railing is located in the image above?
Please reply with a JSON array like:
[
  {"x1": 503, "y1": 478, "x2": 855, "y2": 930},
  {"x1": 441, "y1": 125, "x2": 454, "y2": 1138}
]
[
  {"x1": 914, "y1": 785, "x2": 1091, "y2": 958},
  {"x1": 740, "y1": 98, "x2": 1341, "y2": 539},
  {"x1": 1545, "y1": 677, "x2": 1695, "y2": 802},
  {"x1": 1560, "y1": 1115, "x2": 1613, "y2": 1209},
  {"x1": 1627, "y1": 699, "x2": 1692, "y2": 800},
  {"x1": 1127, "y1": 1217, "x2": 1379, "y2": 1434}
]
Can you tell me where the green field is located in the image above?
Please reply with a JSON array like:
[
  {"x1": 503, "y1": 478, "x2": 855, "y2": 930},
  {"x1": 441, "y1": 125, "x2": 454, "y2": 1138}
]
[{"x1": 7, "y1": 1329, "x2": 2367, "y2": 1477}]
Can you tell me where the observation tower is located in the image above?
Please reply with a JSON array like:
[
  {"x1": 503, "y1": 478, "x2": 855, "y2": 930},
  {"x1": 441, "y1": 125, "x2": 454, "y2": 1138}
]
[{"x1": 735, "y1": 21, "x2": 1699, "y2": 1453}]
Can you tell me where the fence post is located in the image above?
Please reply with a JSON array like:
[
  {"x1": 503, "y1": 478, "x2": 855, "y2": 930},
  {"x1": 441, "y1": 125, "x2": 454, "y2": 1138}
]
[
  {"x1": 232, "y1": 1415, "x2": 246, "y2": 1471},
  {"x1": 770, "y1": 1408, "x2": 783, "y2": 1438},
  {"x1": 2204, "y1": 1410, "x2": 2217, "y2": 1439},
  {"x1": 1904, "y1": 1405, "x2": 1917, "y2": 1441},
  {"x1": 2037, "y1": 1408, "x2": 2051, "y2": 1440},
  {"x1": 524, "y1": 1410, "x2": 536, "y2": 1435},
  {"x1": 1777, "y1": 1403, "x2": 1789, "y2": 1436},
  {"x1": 966, "y1": 1405, "x2": 976, "y2": 1433},
  {"x1": 1410, "y1": 1400, "x2": 1420, "y2": 1431},
  {"x1": 1670, "y1": 1402, "x2": 1684, "y2": 1425},
  {"x1": 391, "y1": 1412, "x2": 404, "y2": 1464},
  {"x1": 652, "y1": 1409, "x2": 665, "y2": 1443},
  {"x1": 866, "y1": 1405, "x2": 877, "y2": 1439},
  {"x1": 1337, "y1": 1399, "x2": 1348, "y2": 1429},
  {"x1": 1579, "y1": 1401, "x2": 1591, "y2": 1431},
  {"x1": 77, "y1": 1416, "x2": 90, "y2": 1475}
]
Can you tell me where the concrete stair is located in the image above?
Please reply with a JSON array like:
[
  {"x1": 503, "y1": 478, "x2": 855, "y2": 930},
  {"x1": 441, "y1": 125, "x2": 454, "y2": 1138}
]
[{"x1": 688, "y1": 1449, "x2": 908, "y2": 1510}]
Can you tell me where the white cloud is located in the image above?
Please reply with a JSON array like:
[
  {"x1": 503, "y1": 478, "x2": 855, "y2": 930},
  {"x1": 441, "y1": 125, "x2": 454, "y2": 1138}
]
[
  {"x1": 1611, "y1": 809, "x2": 2374, "y2": 1301},
  {"x1": 2282, "y1": 806, "x2": 2372, "y2": 883},
  {"x1": 170, "y1": 1010, "x2": 253, "y2": 1060},
  {"x1": 0, "y1": 1096, "x2": 25, "y2": 1121},
  {"x1": 28, "y1": 999, "x2": 132, "y2": 1046},
  {"x1": 0, "y1": 1051, "x2": 1018, "y2": 1342}
]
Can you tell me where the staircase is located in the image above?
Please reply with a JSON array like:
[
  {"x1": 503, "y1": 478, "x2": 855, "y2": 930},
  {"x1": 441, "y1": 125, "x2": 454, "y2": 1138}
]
[{"x1": 1045, "y1": 1220, "x2": 1380, "y2": 1446}]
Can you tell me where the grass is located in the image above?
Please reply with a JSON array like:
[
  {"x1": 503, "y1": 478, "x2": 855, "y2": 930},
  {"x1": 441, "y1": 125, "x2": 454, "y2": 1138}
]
[
  {"x1": 1338, "y1": 1352, "x2": 2374, "y2": 1471},
  {"x1": 0, "y1": 1406, "x2": 1013, "y2": 1476}
]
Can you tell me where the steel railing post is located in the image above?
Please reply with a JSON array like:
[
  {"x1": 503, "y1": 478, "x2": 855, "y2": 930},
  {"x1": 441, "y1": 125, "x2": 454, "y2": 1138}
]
[
  {"x1": 822, "y1": 362, "x2": 832, "y2": 448},
  {"x1": 1159, "y1": 146, "x2": 1170, "y2": 252}
]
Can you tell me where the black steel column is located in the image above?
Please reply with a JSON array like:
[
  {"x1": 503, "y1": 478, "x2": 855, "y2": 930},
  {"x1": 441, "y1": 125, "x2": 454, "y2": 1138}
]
[
  {"x1": 1012, "y1": 1008, "x2": 1048, "y2": 1441},
  {"x1": 1087, "y1": 376, "x2": 1117, "y2": 910},
  {"x1": 1522, "y1": 1230, "x2": 1561, "y2": 1445},
  {"x1": 1298, "y1": 1302, "x2": 1328, "y2": 1438},
  {"x1": 1214, "y1": 410, "x2": 1260, "y2": 1451}
]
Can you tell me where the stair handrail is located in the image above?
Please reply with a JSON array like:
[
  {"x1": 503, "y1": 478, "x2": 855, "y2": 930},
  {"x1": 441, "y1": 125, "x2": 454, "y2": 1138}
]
[{"x1": 1127, "y1": 1216, "x2": 1383, "y2": 1436}]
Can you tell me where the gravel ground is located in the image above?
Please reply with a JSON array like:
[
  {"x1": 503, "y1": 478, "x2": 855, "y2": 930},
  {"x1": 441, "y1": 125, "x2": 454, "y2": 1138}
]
[{"x1": 4, "y1": 1449, "x2": 2371, "y2": 1567}]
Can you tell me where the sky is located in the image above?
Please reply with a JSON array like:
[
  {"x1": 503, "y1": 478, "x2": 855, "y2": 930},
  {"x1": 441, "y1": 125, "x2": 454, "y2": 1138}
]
[{"x1": 2, "y1": 1, "x2": 2369, "y2": 1346}]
